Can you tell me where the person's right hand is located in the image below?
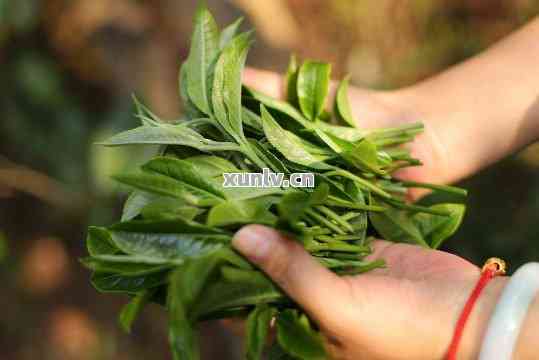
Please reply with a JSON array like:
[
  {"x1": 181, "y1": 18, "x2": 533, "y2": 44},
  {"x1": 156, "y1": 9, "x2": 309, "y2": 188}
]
[{"x1": 232, "y1": 225, "x2": 509, "y2": 360}]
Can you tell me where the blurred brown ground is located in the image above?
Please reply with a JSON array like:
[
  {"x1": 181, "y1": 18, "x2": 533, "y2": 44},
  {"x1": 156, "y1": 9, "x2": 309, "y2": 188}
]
[{"x1": 0, "y1": 0, "x2": 538, "y2": 359}]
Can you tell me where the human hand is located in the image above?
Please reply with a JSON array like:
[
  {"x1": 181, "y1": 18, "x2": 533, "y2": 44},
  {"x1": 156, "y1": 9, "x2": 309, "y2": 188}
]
[
  {"x1": 243, "y1": 63, "x2": 539, "y2": 197},
  {"x1": 232, "y1": 225, "x2": 507, "y2": 360}
]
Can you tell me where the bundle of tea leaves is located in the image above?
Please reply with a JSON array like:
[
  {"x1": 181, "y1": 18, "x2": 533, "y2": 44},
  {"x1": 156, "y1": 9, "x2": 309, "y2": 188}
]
[{"x1": 83, "y1": 4, "x2": 466, "y2": 359}]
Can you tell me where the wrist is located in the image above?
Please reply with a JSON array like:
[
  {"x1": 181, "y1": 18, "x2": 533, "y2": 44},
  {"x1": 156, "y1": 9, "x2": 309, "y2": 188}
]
[{"x1": 454, "y1": 275, "x2": 508, "y2": 359}]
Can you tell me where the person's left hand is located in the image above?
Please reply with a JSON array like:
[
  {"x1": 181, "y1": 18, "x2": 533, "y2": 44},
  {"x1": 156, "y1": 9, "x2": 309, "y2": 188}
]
[{"x1": 232, "y1": 225, "x2": 507, "y2": 360}]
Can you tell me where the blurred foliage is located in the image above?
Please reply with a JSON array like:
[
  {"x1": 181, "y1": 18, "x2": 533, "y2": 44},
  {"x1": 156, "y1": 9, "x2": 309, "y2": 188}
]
[
  {"x1": 0, "y1": 0, "x2": 538, "y2": 359},
  {"x1": 0, "y1": 231, "x2": 7, "y2": 263}
]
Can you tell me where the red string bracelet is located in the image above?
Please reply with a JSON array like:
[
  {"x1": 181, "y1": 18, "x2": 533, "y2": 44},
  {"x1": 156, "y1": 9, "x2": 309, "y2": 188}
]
[{"x1": 445, "y1": 257, "x2": 506, "y2": 360}]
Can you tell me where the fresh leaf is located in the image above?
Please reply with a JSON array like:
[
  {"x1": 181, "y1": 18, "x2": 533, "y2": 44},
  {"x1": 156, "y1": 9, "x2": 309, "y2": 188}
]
[
  {"x1": 142, "y1": 156, "x2": 225, "y2": 199},
  {"x1": 122, "y1": 191, "x2": 158, "y2": 221},
  {"x1": 297, "y1": 61, "x2": 331, "y2": 121},
  {"x1": 91, "y1": 271, "x2": 168, "y2": 293},
  {"x1": 207, "y1": 198, "x2": 277, "y2": 227},
  {"x1": 81, "y1": 257, "x2": 173, "y2": 276},
  {"x1": 212, "y1": 32, "x2": 253, "y2": 142},
  {"x1": 285, "y1": 55, "x2": 299, "y2": 106},
  {"x1": 414, "y1": 203, "x2": 466, "y2": 249},
  {"x1": 193, "y1": 269, "x2": 284, "y2": 317},
  {"x1": 369, "y1": 198, "x2": 428, "y2": 247},
  {"x1": 246, "y1": 304, "x2": 276, "y2": 360},
  {"x1": 119, "y1": 289, "x2": 155, "y2": 333},
  {"x1": 109, "y1": 219, "x2": 230, "y2": 260},
  {"x1": 219, "y1": 18, "x2": 243, "y2": 49},
  {"x1": 141, "y1": 198, "x2": 201, "y2": 221},
  {"x1": 276, "y1": 310, "x2": 326, "y2": 360},
  {"x1": 261, "y1": 105, "x2": 331, "y2": 169},
  {"x1": 113, "y1": 171, "x2": 222, "y2": 207},
  {"x1": 334, "y1": 76, "x2": 356, "y2": 127},
  {"x1": 87, "y1": 226, "x2": 119, "y2": 256},
  {"x1": 99, "y1": 123, "x2": 240, "y2": 152},
  {"x1": 186, "y1": 5, "x2": 220, "y2": 115}
]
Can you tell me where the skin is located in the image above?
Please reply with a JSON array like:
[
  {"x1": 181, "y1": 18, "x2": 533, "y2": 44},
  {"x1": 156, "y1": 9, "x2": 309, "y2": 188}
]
[{"x1": 234, "y1": 18, "x2": 539, "y2": 359}]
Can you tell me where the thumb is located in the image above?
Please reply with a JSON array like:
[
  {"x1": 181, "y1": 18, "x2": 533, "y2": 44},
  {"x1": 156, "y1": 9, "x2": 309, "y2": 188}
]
[{"x1": 232, "y1": 225, "x2": 349, "y2": 323}]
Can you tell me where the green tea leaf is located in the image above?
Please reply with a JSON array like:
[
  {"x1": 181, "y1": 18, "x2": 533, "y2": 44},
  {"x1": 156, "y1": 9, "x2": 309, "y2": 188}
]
[
  {"x1": 186, "y1": 5, "x2": 220, "y2": 115},
  {"x1": 276, "y1": 310, "x2": 326, "y2": 360},
  {"x1": 369, "y1": 198, "x2": 428, "y2": 247},
  {"x1": 180, "y1": 62, "x2": 205, "y2": 118},
  {"x1": 207, "y1": 197, "x2": 277, "y2": 227},
  {"x1": 168, "y1": 268, "x2": 199, "y2": 360},
  {"x1": 261, "y1": 105, "x2": 331, "y2": 169},
  {"x1": 142, "y1": 156, "x2": 225, "y2": 199},
  {"x1": 246, "y1": 304, "x2": 276, "y2": 360},
  {"x1": 99, "y1": 124, "x2": 240, "y2": 152},
  {"x1": 414, "y1": 203, "x2": 465, "y2": 249},
  {"x1": 119, "y1": 289, "x2": 155, "y2": 333},
  {"x1": 122, "y1": 191, "x2": 158, "y2": 221},
  {"x1": 219, "y1": 17, "x2": 243, "y2": 49},
  {"x1": 109, "y1": 219, "x2": 230, "y2": 260},
  {"x1": 314, "y1": 121, "x2": 363, "y2": 142},
  {"x1": 141, "y1": 199, "x2": 201, "y2": 221},
  {"x1": 91, "y1": 271, "x2": 168, "y2": 293},
  {"x1": 81, "y1": 257, "x2": 173, "y2": 276},
  {"x1": 285, "y1": 55, "x2": 299, "y2": 106},
  {"x1": 193, "y1": 269, "x2": 284, "y2": 317},
  {"x1": 212, "y1": 32, "x2": 253, "y2": 142},
  {"x1": 182, "y1": 155, "x2": 239, "y2": 177},
  {"x1": 334, "y1": 76, "x2": 356, "y2": 127},
  {"x1": 297, "y1": 61, "x2": 331, "y2": 121},
  {"x1": 87, "y1": 226, "x2": 119, "y2": 256},
  {"x1": 113, "y1": 171, "x2": 222, "y2": 207},
  {"x1": 244, "y1": 86, "x2": 311, "y2": 128},
  {"x1": 242, "y1": 107, "x2": 264, "y2": 133}
]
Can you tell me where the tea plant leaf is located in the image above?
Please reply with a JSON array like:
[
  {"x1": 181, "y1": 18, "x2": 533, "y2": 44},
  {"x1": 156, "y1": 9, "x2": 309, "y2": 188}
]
[
  {"x1": 261, "y1": 105, "x2": 331, "y2": 169},
  {"x1": 87, "y1": 226, "x2": 119, "y2": 256},
  {"x1": 207, "y1": 198, "x2": 277, "y2": 227},
  {"x1": 314, "y1": 129, "x2": 382, "y2": 174},
  {"x1": 314, "y1": 121, "x2": 363, "y2": 142},
  {"x1": 113, "y1": 171, "x2": 222, "y2": 207},
  {"x1": 141, "y1": 199, "x2": 201, "y2": 221},
  {"x1": 182, "y1": 155, "x2": 239, "y2": 177},
  {"x1": 219, "y1": 17, "x2": 243, "y2": 49},
  {"x1": 246, "y1": 304, "x2": 276, "y2": 360},
  {"x1": 414, "y1": 203, "x2": 465, "y2": 249},
  {"x1": 186, "y1": 5, "x2": 220, "y2": 115},
  {"x1": 122, "y1": 191, "x2": 158, "y2": 221},
  {"x1": 168, "y1": 268, "x2": 199, "y2": 360},
  {"x1": 91, "y1": 271, "x2": 168, "y2": 293},
  {"x1": 193, "y1": 268, "x2": 284, "y2": 317},
  {"x1": 119, "y1": 289, "x2": 155, "y2": 333},
  {"x1": 99, "y1": 123, "x2": 240, "y2": 152},
  {"x1": 276, "y1": 310, "x2": 326, "y2": 360},
  {"x1": 81, "y1": 257, "x2": 173, "y2": 276},
  {"x1": 297, "y1": 61, "x2": 331, "y2": 121},
  {"x1": 334, "y1": 76, "x2": 356, "y2": 127},
  {"x1": 109, "y1": 219, "x2": 230, "y2": 260},
  {"x1": 369, "y1": 198, "x2": 428, "y2": 247},
  {"x1": 142, "y1": 156, "x2": 225, "y2": 199},
  {"x1": 212, "y1": 32, "x2": 253, "y2": 142},
  {"x1": 244, "y1": 86, "x2": 311, "y2": 128},
  {"x1": 242, "y1": 107, "x2": 264, "y2": 133},
  {"x1": 180, "y1": 62, "x2": 205, "y2": 118},
  {"x1": 285, "y1": 55, "x2": 299, "y2": 106}
]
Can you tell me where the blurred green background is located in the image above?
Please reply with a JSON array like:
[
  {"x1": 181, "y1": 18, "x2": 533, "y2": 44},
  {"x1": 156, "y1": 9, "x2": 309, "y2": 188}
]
[{"x1": 1, "y1": 0, "x2": 538, "y2": 359}]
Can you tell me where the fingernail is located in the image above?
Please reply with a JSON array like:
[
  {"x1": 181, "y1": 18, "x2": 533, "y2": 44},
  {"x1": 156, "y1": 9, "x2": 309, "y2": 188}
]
[{"x1": 232, "y1": 225, "x2": 277, "y2": 262}]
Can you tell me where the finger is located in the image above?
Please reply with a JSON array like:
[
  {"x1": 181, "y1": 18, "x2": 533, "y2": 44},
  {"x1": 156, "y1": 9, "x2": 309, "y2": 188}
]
[
  {"x1": 232, "y1": 224, "x2": 350, "y2": 322},
  {"x1": 243, "y1": 68, "x2": 284, "y2": 99}
]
